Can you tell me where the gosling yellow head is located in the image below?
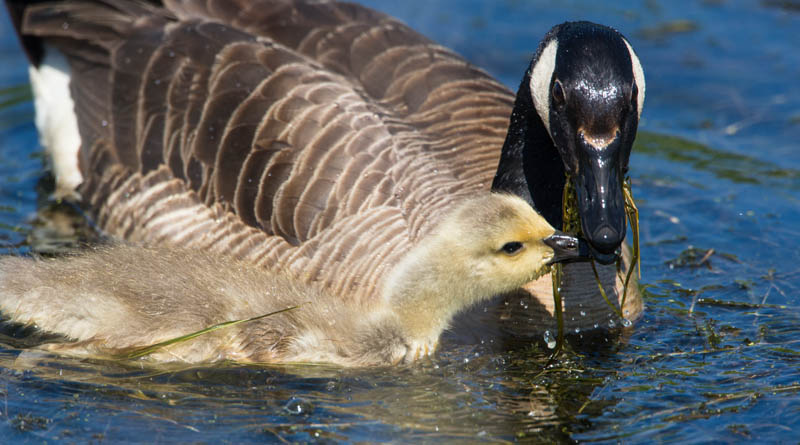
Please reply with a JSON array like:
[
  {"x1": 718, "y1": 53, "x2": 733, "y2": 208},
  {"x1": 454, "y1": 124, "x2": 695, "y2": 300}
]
[{"x1": 385, "y1": 193, "x2": 585, "y2": 362}]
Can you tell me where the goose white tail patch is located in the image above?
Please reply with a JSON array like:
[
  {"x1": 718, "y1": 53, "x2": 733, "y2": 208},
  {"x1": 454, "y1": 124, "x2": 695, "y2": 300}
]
[
  {"x1": 29, "y1": 47, "x2": 83, "y2": 198},
  {"x1": 623, "y1": 38, "x2": 646, "y2": 118},
  {"x1": 529, "y1": 39, "x2": 558, "y2": 137}
]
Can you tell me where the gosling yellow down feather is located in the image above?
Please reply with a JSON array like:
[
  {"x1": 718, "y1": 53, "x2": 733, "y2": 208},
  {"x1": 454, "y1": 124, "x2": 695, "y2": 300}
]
[{"x1": 0, "y1": 193, "x2": 579, "y2": 366}]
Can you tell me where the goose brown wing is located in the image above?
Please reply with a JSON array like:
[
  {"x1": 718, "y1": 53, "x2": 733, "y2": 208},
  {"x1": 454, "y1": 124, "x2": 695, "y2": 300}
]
[
  {"x1": 21, "y1": 0, "x2": 513, "y2": 249},
  {"x1": 166, "y1": 0, "x2": 514, "y2": 192},
  {"x1": 22, "y1": 3, "x2": 394, "y2": 242}
]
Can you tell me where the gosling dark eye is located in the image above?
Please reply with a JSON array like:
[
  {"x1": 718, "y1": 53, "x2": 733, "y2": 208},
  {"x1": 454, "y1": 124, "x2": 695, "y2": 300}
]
[
  {"x1": 552, "y1": 79, "x2": 565, "y2": 107},
  {"x1": 500, "y1": 241, "x2": 524, "y2": 255}
]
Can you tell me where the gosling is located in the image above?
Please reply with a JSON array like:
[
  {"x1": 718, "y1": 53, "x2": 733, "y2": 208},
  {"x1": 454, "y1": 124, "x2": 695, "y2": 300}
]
[{"x1": 0, "y1": 194, "x2": 584, "y2": 367}]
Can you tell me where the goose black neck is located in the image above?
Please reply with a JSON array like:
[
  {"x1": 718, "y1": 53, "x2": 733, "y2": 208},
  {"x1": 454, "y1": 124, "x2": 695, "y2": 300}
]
[{"x1": 492, "y1": 75, "x2": 565, "y2": 230}]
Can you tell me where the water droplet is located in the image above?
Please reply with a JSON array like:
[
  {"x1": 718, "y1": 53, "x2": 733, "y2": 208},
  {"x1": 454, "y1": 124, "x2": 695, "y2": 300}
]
[
  {"x1": 574, "y1": 327, "x2": 581, "y2": 334},
  {"x1": 593, "y1": 323, "x2": 599, "y2": 329},
  {"x1": 62, "y1": 22, "x2": 69, "y2": 30},
  {"x1": 284, "y1": 397, "x2": 312, "y2": 415},
  {"x1": 543, "y1": 330, "x2": 556, "y2": 349},
  {"x1": 580, "y1": 310, "x2": 586, "y2": 317},
  {"x1": 608, "y1": 319, "x2": 617, "y2": 328},
  {"x1": 621, "y1": 318, "x2": 632, "y2": 327}
]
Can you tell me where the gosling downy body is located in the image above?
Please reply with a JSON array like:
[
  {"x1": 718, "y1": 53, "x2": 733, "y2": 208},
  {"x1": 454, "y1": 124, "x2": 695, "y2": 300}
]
[
  {"x1": 0, "y1": 194, "x2": 583, "y2": 366},
  {"x1": 5, "y1": 0, "x2": 643, "y2": 332}
]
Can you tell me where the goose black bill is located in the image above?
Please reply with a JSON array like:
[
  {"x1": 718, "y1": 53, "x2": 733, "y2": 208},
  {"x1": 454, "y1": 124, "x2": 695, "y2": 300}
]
[{"x1": 573, "y1": 131, "x2": 627, "y2": 265}]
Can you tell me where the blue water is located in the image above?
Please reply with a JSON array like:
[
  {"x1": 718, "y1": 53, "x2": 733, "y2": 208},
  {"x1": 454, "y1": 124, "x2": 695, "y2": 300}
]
[{"x1": 0, "y1": 0, "x2": 798, "y2": 442}]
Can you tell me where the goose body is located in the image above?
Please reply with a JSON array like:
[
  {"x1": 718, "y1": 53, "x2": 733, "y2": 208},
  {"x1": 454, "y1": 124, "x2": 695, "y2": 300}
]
[
  {"x1": 3, "y1": 0, "x2": 643, "y2": 344},
  {"x1": 0, "y1": 194, "x2": 582, "y2": 366}
]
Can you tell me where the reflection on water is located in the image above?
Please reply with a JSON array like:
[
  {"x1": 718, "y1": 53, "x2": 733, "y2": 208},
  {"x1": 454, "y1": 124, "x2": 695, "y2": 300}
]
[
  {"x1": 0, "y1": 338, "x2": 614, "y2": 441},
  {"x1": 1, "y1": 0, "x2": 799, "y2": 442}
]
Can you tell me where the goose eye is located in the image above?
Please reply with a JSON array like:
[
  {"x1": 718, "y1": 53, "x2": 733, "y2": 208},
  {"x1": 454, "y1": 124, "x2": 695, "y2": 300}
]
[
  {"x1": 552, "y1": 80, "x2": 565, "y2": 107},
  {"x1": 500, "y1": 241, "x2": 524, "y2": 256}
]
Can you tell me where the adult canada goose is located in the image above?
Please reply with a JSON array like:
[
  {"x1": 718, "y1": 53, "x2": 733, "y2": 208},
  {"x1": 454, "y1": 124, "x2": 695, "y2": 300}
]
[
  {"x1": 0, "y1": 194, "x2": 585, "y2": 366},
  {"x1": 3, "y1": 0, "x2": 643, "y2": 333}
]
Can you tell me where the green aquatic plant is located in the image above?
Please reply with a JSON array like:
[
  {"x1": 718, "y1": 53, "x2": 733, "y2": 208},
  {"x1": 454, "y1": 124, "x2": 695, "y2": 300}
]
[
  {"x1": 550, "y1": 175, "x2": 640, "y2": 359},
  {"x1": 621, "y1": 176, "x2": 641, "y2": 305},
  {"x1": 121, "y1": 305, "x2": 303, "y2": 360}
]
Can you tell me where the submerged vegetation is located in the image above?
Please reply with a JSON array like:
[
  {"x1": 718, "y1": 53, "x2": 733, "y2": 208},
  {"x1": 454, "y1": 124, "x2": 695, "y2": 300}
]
[{"x1": 634, "y1": 132, "x2": 800, "y2": 190}]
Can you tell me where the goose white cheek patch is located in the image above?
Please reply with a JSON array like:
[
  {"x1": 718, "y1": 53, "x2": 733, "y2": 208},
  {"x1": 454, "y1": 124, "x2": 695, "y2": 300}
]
[
  {"x1": 623, "y1": 38, "x2": 646, "y2": 117},
  {"x1": 529, "y1": 39, "x2": 558, "y2": 136}
]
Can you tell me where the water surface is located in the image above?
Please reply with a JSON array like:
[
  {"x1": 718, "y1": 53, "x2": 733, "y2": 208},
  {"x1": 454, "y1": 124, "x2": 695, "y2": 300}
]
[{"x1": 0, "y1": 0, "x2": 798, "y2": 442}]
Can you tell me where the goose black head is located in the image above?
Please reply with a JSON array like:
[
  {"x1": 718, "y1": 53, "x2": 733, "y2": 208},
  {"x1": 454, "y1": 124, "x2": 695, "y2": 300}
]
[{"x1": 493, "y1": 21, "x2": 645, "y2": 264}]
